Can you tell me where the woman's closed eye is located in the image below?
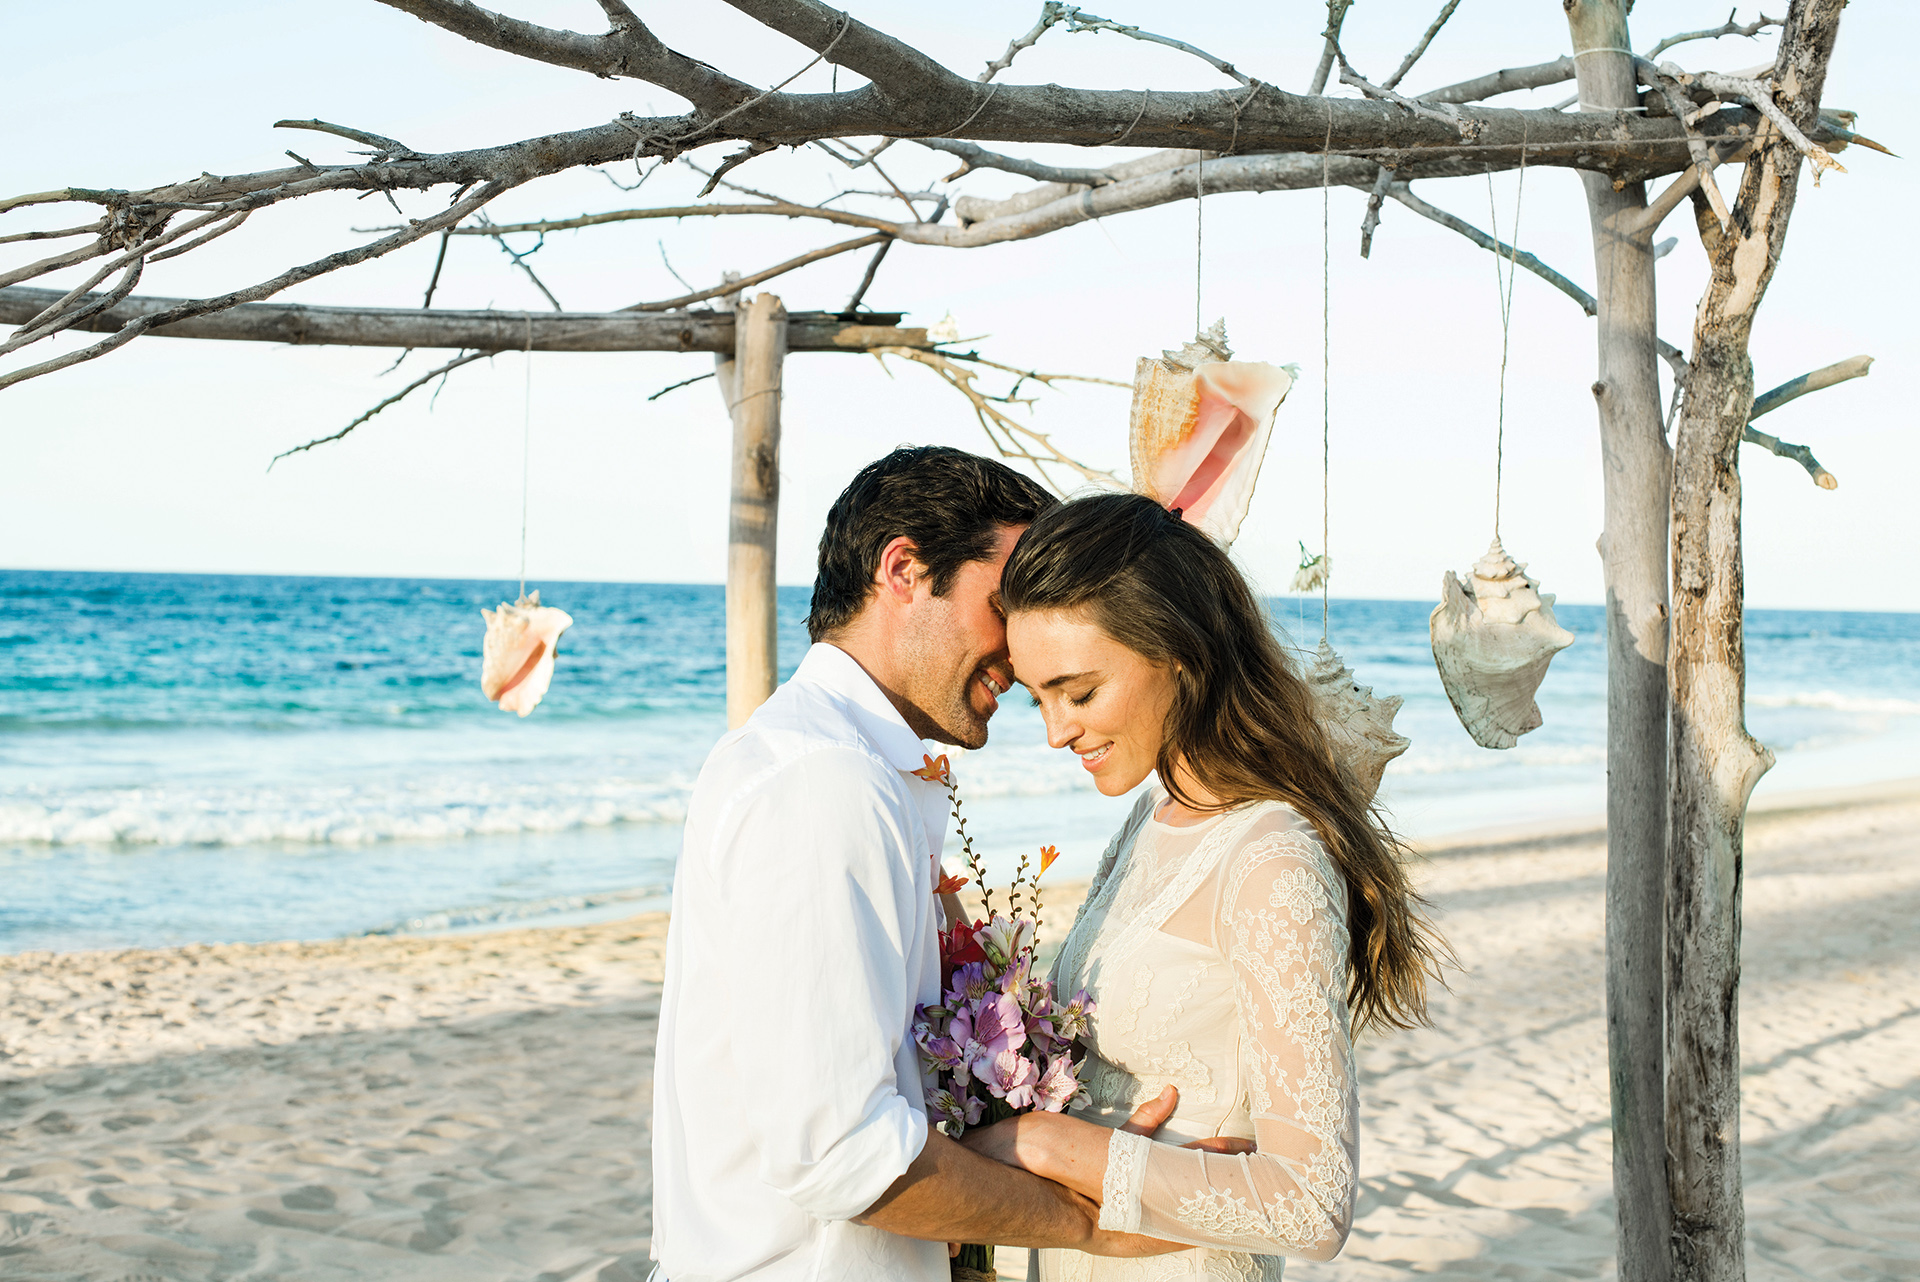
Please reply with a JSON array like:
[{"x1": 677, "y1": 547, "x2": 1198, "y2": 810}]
[{"x1": 1067, "y1": 686, "x2": 1098, "y2": 707}]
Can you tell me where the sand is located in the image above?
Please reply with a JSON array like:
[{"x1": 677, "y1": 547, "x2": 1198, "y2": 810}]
[{"x1": 3, "y1": 782, "x2": 1915, "y2": 1280}]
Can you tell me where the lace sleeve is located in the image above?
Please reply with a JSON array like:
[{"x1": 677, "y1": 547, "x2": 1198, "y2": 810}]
[{"x1": 1096, "y1": 815, "x2": 1358, "y2": 1261}]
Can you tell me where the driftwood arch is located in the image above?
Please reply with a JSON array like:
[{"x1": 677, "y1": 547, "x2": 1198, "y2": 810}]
[{"x1": 0, "y1": 4, "x2": 1880, "y2": 1279}]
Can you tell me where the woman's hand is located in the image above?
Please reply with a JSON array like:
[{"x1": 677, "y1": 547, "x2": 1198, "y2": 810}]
[{"x1": 959, "y1": 1087, "x2": 1256, "y2": 1204}]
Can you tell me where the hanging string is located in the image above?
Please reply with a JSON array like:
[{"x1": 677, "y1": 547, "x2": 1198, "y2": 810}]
[
  {"x1": 520, "y1": 313, "x2": 532, "y2": 601},
  {"x1": 1194, "y1": 151, "x2": 1204, "y2": 336},
  {"x1": 1320, "y1": 104, "x2": 1332, "y2": 640},
  {"x1": 1483, "y1": 122, "x2": 1527, "y2": 540}
]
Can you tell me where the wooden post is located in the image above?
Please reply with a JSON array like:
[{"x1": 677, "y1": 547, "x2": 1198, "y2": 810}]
[
  {"x1": 725, "y1": 292, "x2": 787, "y2": 728},
  {"x1": 1563, "y1": 6, "x2": 1674, "y2": 1280},
  {"x1": 1665, "y1": 8, "x2": 1843, "y2": 1279}
]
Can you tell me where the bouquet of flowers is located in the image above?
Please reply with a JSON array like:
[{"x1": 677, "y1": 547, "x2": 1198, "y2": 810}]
[{"x1": 909, "y1": 755, "x2": 1096, "y2": 1281}]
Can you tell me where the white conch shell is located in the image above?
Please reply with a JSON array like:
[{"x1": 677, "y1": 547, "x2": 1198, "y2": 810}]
[
  {"x1": 1429, "y1": 538, "x2": 1575, "y2": 749},
  {"x1": 1305, "y1": 639, "x2": 1410, "y2": 802},
  {"x1": 1129, "y1": 319, "x2": 1294, "y2": 546},
  {"x1": 481, "y1": 590, "x2": 574, "y2": 717}
]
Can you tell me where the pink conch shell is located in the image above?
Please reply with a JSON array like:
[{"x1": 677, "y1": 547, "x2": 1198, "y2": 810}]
[
  {"x1": 480, "y1": 590, "x2": 573, "y2": 718},
  {"x1": 1129, "y1": 321, "x2": 1294, "y2": 546},
  {"x1": 1305, "y1": 639, "x2": 1410, "y2": 801},
  {"x1": 1429, "y1": 538, "x2": 1575, "y2": 749}
]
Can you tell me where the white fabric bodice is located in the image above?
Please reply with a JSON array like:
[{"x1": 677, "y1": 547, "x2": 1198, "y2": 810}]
[{"x1": 1035, "y1": 790, "x2": 1358, "y2": 1282}]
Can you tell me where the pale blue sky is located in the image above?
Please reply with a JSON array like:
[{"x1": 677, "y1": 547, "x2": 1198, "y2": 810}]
[{"x1": 2, "y1": 1, "x2": 1911, "y2": 610}]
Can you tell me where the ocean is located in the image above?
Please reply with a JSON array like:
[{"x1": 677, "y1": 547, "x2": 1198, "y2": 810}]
[{"x1": 5, "y1": 568, "x2": 1918, "y2": 954}]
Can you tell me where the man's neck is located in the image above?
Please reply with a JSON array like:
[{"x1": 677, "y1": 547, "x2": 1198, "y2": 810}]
[{"x1": 822, "y1": 634, "x2": 949, "y2": 744}]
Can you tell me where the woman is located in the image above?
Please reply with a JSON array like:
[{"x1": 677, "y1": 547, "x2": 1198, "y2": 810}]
[{"x1": 967, "y1": 492, "x2": 1446, "y2": 1279}]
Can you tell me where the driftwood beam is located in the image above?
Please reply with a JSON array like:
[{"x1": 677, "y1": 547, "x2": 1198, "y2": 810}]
[{"x1": 0, "y1": 287, "x2": 926, "y2": 353}]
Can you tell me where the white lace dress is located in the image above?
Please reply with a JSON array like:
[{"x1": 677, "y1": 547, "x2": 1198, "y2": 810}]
[{"x1": 1034, "y1": 790, "x2": 1358, "y2": 1281}]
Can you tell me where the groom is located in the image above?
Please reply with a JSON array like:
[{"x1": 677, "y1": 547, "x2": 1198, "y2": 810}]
[{"x1": 652, "y1": 446, "x2": 1114, "y2": 1280}]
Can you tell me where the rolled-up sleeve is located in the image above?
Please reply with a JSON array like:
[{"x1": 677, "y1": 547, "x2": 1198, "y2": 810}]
[{"x1": 711, "y1": 746, "x2": 931, "y2": 1221}]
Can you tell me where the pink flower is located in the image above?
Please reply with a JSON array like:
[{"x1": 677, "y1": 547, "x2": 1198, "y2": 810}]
[
  {"x1": 1051, "y1": 988, "x2": 1096, "y2": 1041},
  {"x1": 1032, "y1": 1052, "x2": 1087, "y2": 1112},
  {"x1": 984, "y1": 1048, "x2": 1041, "y2": 1108},
  {"x1": 976, "y1": 915, "x2": 1034, "y2": 970}
]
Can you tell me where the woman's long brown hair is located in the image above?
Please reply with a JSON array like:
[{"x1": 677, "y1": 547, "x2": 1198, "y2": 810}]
[{"x1": 1000, "y1": 491, "x2": 1448, "y2": 1033}]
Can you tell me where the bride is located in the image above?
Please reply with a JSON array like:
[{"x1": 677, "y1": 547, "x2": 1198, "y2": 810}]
[{"x1": 967, "y1": 490, "x2": 1447, "y2": 1279}]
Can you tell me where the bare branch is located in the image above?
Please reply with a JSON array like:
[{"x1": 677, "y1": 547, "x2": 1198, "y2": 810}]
[
  {"x1": 620, "y1": 232, "x2": 889, "y2": 311},
  {"x1": 1383, "y1": 0, "x2": 1464, "y2": 91},
  {"x1": 646, "y1": 369, "x2": 717, "y2": 401},
  {"x1": 1309, "y1": 0, "x2": 1356, "y2": 95},
  {"x1": 1692, "y1": 68, "x2": 1846, "y2": 179},
  {"x1": 870, "y1": 345, "x2": 1123, "y2": 494},
  {"x1": 1646, "y1": 11, "x2": 1783, "y2": 62},
  {"x1": 1750, "y1": 354, "x2": 1871, "y2": 420},
  {"x1": 1053, "y1": 6, "x2": 1252, "y2": 86},
  {"x1": 1387, "y1": 183, "x2": 1596, "y2": 315},
  {"x1": 473, "y1": 213, "x2": 563, "y2": 310},
  {"x1": 270, "y1": 349, "x2": 491, "y2": 467},
  {"x1": 1740, "y1": 422, "x2": 1837, "y2": 488},
  {"x1": 914, "y1": 139, "x2": 1116, "y2": 187},
  {"x1": 1416, "y1": 56, "x2": 1575, "y2": 105},
  {"x1": 275, "y1": 119, "x2": 419, "y2": 159},
  {"x1": 0, "y1": 221, "x2": 104, "y2": 247},
  {"x1": 979, "y1": 3, "x2": 1070, "y2": 80},
  {"x1": 0, "y1": 179, "x2": 515, "y2": 391},
  {"x1": 1338, "y1": 51, "x2": 1475, "y2": 136},
  {"x1": 1359, "y1": 165, "x2": 1394, "y2": 257}
]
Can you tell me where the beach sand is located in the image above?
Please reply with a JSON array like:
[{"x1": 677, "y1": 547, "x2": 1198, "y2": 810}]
[{"x1": 3, "y1": 782, "x2": 1915, "y2": 1280}]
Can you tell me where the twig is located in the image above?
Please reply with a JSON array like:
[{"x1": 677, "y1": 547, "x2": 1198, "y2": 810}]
[
  {"x1": 870, "y1": 346, "x2": 1123, "y2": 495},
  {"x1": 0, "y1": 221, "x2": 104, "y2": 246},
  {"x1": 269, "y1": 349, "x2": 489, "y2": 466},
  {"x1": 646, "y1": 370, "x2": 716, "y2": 401},
  {"x1": 1338, "y1": 50, "x2": 1475, "y2": 137},
  {"x1": 1310, "y1": 0, "x2": 1356, "y2": 95},
  {"x1": 1741, "y1": 422, "x2": 1837, "y2": 488},
  {"x1": 273, "y1": 119, "x2": 420, "y2": 160},
  {"x1": 914, "y1": 139, "x2": 1115, "y2": 187},
  {"x1": 1386, "y1": 184, "x2": 1595, "y2": 315},
  {"x1": 658, "y1": 239, "x2": 695, "y2": 293},
  {"x1": 844, "y1": 239, "x2": 893, "y2": 312},
  {"x1": 696, "y1": 141, "x2": 777, "y2": 197},
  {"x1": 1750, "y1": 354, "x2": 1871, "y2": 421},
  {"x1": 980, "y1": 3, "x2": 1071, "y2": 80},
  {"x1": 1692, "y1": 69, "x2": 1846, "y2": 180},
  {"x1": 427, "y1": 202, "x2": 895, "y2": 238},
  {"x1": 421, "y1": 231, "x2": 452, "y2": 308},
  {"x1": 474, "y1": 213, "x2": 563, "y2": 311},
  {"x1": 1646, "y1": 11, "x2": 1783, "y2": 61},
  {"x1": 1383, "y1": 0, "x2": 1464, "y2": 91},
  {"x1": 1359, "y1": 165, "x2": 1395, "y2": 257},
  {"x1": 1053, "y1": 6, "x2": 1252, "y2": 86},
  {"x1": 620, "y1": 233, "x2": 889, "y2": 311},
  {"x1": 1635, "y1": 59, "x2": 1733, "y2": 226}
]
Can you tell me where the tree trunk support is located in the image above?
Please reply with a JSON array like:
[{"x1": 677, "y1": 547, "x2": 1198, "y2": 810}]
[
  {"x1": 1563, "y1": 6, "x2": 1674, "y2": 1281},
  {"x1": 1665, "y1": 6, "x2": 1844, "y2": 1279},
  {"x1": 724, "y1": 292, "x2": 787, "y2": 728}
]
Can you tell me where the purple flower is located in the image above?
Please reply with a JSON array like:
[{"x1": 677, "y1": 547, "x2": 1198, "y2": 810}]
[
  {"x1": 985, "y1": 1049, "x2": 1041, "y2": 1108},
  {"x1": 1032, "y1": 1052, "x2": 1087, "y2": 1112},
  {"x1": 927, "y1": 1088, "x2": 969, "y2": 1130},
  {"x1": 950, "y1": 961, "x2": 993, "y2": 1004},
  {"x1": 921, "y1": 1034, "x2": 965, "y2": 1076},
  {"x1": 1051, "y1": 988, "x2": 1096, "y2": 1041}
]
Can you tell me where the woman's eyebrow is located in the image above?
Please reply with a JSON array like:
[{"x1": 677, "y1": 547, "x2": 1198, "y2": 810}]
[{"x1": 1038, "y1": 670, "x2": 1095, "y2": 690}]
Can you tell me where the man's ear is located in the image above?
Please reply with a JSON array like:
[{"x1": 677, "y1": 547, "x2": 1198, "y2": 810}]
[{"x1": 874, "y1": 535, "x2": 926, "y2": 604}]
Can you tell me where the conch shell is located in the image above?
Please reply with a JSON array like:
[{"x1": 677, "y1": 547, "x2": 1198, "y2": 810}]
[
  {"x1": 1429, "y1": 538, "x2": 1574, "y2": 749},
  {"x1": 1129, "y1": 320, "x2": 1294, "y2": 546},
  {"x1": 481, "y1": 590, "x2": 573, "y2": 717},
  {"x1": 1304, "y1": 639, "x2": 1410, "y2": 802}
]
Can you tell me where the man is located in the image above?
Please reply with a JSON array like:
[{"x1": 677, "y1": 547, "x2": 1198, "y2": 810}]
[{"x1": 651, "y1": 446, "x2": 1106, "y2": 1280}]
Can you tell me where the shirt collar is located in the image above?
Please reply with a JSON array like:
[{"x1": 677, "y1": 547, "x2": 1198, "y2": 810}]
[{"x1": 791, "y1": 642, "x2": 933, "y2": 773}]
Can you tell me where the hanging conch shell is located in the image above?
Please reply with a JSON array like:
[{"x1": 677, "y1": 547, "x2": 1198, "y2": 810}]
[
  {"x1": 1129, "y1": 320, "x2": 1294, "y2": 546},
  {"x1": 481, "y1": 590, "x2": 574, "y2": 717},
  {"x1": 1429, "y1": 538, "x2": 1574, "y2": 749},
  {"x1": 1305, "y1": 639, "x2": 1410, "y2": 802}
]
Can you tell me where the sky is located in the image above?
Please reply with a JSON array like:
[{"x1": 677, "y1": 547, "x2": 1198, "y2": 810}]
[{"x1": 1, "y1": 1, "x2": 1912, "y2": 611}]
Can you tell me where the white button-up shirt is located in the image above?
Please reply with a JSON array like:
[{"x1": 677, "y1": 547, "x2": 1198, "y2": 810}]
[{"x1": 653, "y1": 643, "x2": 950, "y2": 1282}]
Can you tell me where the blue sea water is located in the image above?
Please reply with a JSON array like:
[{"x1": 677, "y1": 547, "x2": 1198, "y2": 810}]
[{"x1": 4, "y1": 569, "x2": 1918, "y2": 954}]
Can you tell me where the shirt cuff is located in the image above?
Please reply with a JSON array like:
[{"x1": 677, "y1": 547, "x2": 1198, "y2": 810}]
[
  {"x1": 774, "y1": 1094, "x2": 928, "y2": 1223},
  {"x1": 1096, "y1": 1128, "x2": 1151, "y2": 1234}
]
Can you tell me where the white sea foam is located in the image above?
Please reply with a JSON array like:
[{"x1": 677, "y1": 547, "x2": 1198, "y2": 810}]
[
  {"x1": 1749, "y1": 691, "x2": 1920, "y2": 716},
  {"x1": 0, "y1": 779, "x2": 691, "y2": 848}
]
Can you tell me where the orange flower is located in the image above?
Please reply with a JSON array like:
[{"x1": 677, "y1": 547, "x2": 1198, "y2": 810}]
[
  {"x1": 934, "y1": 871, "x2": 970, "y2": 895},
  {"x1": 1039, "y1": 845, "x2": 1062, "y2": 876},
  {"x1": 909, "y1": 753, "x2": 951, "y2": 784}
]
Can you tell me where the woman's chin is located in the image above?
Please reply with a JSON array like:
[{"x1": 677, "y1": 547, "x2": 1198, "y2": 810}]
[{"x1": 1093, "y1": 764, "x2": 1147, "y2": 797}]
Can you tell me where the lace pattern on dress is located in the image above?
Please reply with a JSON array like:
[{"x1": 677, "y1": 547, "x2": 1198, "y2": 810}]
[{"x1": 1098, "y1": 1128, "x2": 1152, "y2": 1234}]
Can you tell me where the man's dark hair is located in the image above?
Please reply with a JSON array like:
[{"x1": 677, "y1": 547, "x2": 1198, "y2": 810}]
[{"x1": 806, "y1": 446, "x2": 1056, "y2": 641}]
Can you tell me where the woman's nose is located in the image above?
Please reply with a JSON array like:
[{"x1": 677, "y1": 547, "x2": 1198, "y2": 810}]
[{"x1": 1044, "y1": 713, "x2": 1079, "y2": 751}]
